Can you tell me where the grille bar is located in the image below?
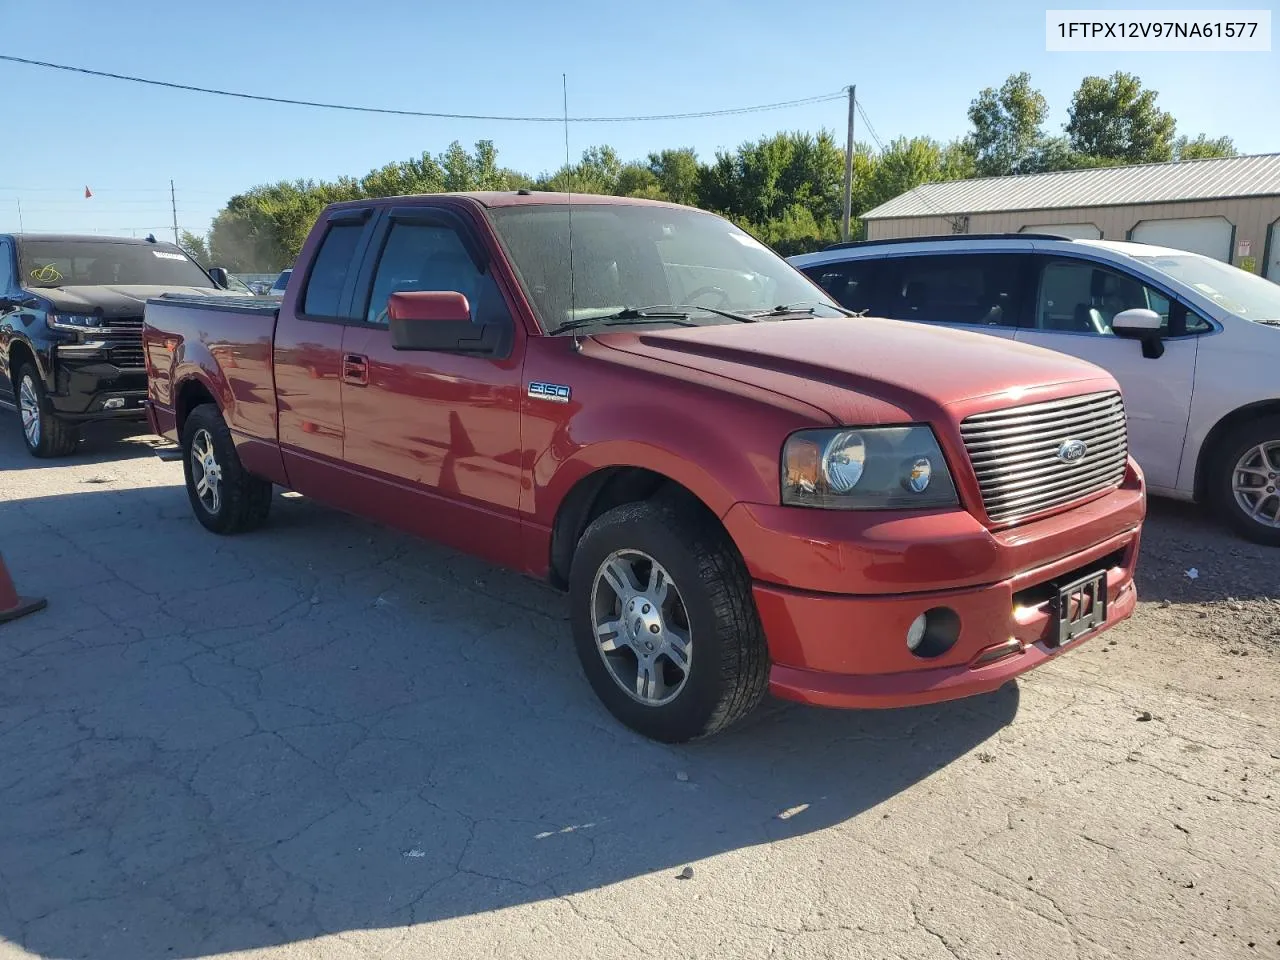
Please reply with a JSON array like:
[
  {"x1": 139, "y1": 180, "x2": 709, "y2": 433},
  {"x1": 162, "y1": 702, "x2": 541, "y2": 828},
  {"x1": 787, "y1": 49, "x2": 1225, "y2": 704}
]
[{"x1": 961, "y1": 391, "x2": 1128, "y2": 525}]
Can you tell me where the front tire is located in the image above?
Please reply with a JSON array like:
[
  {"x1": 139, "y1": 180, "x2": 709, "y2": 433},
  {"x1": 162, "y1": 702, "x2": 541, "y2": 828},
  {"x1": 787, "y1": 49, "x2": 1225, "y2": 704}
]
[
  {"x1": 15, "y1": 365, "x2": 79, "y2": 458},
  {"x1": 1209, "y1": 415, "x2": 1280, "y2": 547},
  {"x1": 568, "y1": 499, "x2": 769, "y2": 742},
  {"x1": 181, "y1": 403, "x2": 273, "y2": 534}
]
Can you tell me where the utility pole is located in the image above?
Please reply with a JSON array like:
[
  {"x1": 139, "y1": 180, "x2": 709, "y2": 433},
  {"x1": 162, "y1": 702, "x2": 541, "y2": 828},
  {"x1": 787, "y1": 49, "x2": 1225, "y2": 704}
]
[
  {"x1": 170, "y1": 179, "x2": 179, "y2": 245},
  {"x1": 842, "y1": 85, "x2": 856, "y2": 242}
]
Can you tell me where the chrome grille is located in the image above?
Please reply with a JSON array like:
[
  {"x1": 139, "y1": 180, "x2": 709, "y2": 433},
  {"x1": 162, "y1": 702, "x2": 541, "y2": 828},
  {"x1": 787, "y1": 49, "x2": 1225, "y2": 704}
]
[
  {"x1": 102, "y1": 315, "x2": 143, "y2": 330},
  {"x1": 961, "y1": 391, "x2": 1128, "y2": 525},
  {"x1": 109, "y1": 344, "x2": 145, "y2": 368}
]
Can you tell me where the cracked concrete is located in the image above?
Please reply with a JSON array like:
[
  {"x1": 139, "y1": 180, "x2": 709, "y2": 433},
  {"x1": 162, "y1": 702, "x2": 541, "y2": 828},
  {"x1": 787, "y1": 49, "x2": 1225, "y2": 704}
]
[{"x1": 1, "y1": 422, "x2": 1278, "y2": 960}]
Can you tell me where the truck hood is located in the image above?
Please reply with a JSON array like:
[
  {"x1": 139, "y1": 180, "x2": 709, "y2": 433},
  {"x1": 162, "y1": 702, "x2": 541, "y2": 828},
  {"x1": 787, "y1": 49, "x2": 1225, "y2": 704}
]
[
  {"x1": 595, "y1": 316, "x2": 1114, "y2": 423},
  {"x1": 39, "y1": 284, "x2": 232, "y2": 318}
]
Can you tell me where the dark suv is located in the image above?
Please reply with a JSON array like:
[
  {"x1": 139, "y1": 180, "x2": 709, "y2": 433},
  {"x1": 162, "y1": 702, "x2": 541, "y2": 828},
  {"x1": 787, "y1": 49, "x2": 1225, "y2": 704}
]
[{"x1": 0, "y1": 234, "x2": 232, "y2": 456}]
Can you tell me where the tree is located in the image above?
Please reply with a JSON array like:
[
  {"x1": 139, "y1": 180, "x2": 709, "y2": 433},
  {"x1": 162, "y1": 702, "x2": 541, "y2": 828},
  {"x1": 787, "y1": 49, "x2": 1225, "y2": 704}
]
[
  {"x1": 179, "y1": 230, "x2": 210, "y2": 265},
  {"x1": 648, "y1": 148, "x2": 701, "y2": 205},
  {"x1": 1174, "y1": 134, "x2": 1237, "y2": 161},
  {"x1": 1066, "y1": 72, "x2": 1176, "y2": 164},
  {"x1": 863, "y1": 137, "x2": 974, "y2": 212},
  {"x1": 966, "y1": 72, "x2": 1049, "y2": 176}
]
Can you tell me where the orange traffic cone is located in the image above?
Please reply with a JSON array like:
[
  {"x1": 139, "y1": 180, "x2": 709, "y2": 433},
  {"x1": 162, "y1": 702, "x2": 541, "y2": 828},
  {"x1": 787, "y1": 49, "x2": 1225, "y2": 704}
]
[{"x1": 0, "y1": 553, "x2": 46, "y2": 624}]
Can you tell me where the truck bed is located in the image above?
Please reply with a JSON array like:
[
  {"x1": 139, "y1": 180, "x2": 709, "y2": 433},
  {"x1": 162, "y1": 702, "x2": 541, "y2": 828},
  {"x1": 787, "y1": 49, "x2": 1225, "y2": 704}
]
[{"x1": 143, "y1": 293, "x2": 282, "y2": 460}]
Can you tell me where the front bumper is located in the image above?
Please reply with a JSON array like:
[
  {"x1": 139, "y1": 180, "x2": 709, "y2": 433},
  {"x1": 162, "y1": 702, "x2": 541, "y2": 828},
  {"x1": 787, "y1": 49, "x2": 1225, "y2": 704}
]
[
  {"x1": 49, "y1": 345, "x2": 148, "y2": 421},
  {"x1": 724, "y1": 461, "x2": 1145, "y2": 709}
]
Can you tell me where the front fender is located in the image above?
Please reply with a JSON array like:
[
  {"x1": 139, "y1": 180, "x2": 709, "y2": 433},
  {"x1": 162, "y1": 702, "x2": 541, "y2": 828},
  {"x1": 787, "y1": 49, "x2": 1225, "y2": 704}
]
[{"x1": 527, "y1": 389, "x2": 818, "y2": 529}]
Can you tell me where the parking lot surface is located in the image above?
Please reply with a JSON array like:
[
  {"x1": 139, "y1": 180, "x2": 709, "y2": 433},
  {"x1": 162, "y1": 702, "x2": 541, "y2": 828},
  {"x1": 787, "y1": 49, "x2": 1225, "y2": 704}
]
[{"x1": 1, "y1": 422, "x2": 1278, "y2": 960}]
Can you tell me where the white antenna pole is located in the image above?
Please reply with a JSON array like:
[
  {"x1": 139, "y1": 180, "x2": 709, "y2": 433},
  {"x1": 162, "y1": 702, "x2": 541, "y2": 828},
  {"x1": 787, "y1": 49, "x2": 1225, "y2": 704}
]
[
  {"x1": 563, "y1": 73, "x2": 579, "y2": 350},
  {"x1": 16, "y1": 198, "x2": 24, "y2": 233}
]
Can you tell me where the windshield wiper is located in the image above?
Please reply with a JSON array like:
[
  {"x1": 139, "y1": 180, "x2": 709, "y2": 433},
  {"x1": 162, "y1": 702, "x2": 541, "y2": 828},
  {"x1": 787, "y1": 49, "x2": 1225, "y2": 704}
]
[
  {"x1": 554, "y1": 308, "x2": 699, "y2": 335},
  {"x1": 554, "y1": 303, "x2": 757, "y2": 335},
  {"x1": 751, "y1": 300, "x2": 859, "y2": 319}
]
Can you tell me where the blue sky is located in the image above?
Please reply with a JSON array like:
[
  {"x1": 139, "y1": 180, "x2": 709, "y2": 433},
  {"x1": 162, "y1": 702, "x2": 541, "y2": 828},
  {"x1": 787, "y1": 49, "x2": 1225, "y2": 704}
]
[{"x1": 1, "y1": 0, "x2": 1275, "y2": 240}]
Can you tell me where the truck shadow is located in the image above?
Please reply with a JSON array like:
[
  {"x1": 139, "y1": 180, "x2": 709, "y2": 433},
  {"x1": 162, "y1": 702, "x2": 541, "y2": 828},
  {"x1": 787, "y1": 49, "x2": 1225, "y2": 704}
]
[
  {"x1": 0, "y1": 419, "x2": 163, "y2": 471},
  {"x1": 0, "y1": 480, "x2": 1018, "y2": 959}
]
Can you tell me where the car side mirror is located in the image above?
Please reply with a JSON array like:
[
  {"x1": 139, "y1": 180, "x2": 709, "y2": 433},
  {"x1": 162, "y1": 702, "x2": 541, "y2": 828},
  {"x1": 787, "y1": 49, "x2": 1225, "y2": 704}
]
[
  {"x1": 389, "y1": 291, "x2": 499, "y2": 355},
  {"x1": 1111, "y1": 308, "x2": 1165, "y2": 359},
  {"x1": 207, "y1": 267, "x2": 230, "y2": 289}
]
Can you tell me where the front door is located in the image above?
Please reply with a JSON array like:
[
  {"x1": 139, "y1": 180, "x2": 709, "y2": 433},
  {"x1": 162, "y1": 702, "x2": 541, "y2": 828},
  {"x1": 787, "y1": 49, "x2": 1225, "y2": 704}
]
[
  {"x1": 339, "y1": 208, "x2": 525, "y2": 568},
  {"x1": 1015, "y1": 256, "x2": 1205, "y2": 491}
]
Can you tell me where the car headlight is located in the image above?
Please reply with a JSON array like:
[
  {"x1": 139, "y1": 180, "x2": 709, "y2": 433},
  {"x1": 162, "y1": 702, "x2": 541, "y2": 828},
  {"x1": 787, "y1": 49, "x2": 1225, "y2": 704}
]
[
  {"x1": 47, "y1": 313, "x2": 103, "y2": 331},
  {"x1": 781, "y1": 426, "x2": 958, "y2": 509}
]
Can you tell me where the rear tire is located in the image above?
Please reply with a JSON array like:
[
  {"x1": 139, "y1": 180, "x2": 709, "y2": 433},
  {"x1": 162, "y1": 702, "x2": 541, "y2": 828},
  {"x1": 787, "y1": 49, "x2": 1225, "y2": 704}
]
[
  {"x1": 569, "y1": 498, "x2": 769, "y2": 742},
  {"x1": 181, "y1": 403, "x2": 273, "y2": 534},
  {"x1": 1208, "y1": 415, "x2": 1280, "y2": 547},
  {"x1": 15, "y1": 364, "x2": 79, "y2": 458}
]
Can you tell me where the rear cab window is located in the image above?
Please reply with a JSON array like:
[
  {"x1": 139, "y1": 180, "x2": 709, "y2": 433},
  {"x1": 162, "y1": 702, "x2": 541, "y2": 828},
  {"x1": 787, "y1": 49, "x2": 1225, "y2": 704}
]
[{"x1": 301, "y1": 223, "x2": 366, "y2": 318}]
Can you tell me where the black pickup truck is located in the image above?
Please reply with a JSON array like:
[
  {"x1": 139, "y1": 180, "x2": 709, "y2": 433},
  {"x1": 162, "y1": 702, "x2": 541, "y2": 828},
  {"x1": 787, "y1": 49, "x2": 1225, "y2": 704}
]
[{"x1": 0, "y1": 233, "x2": 238, "y2": 456}]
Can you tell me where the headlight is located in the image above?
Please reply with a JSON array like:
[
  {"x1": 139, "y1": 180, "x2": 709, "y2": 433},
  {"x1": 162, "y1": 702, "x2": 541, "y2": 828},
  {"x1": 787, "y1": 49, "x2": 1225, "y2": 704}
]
[
  {"x1": 781, "y1": 426, "x2": 958, "y2": 510},
  {"x1": 47, "y1": 313, "x2": 103, "y2": 330}
]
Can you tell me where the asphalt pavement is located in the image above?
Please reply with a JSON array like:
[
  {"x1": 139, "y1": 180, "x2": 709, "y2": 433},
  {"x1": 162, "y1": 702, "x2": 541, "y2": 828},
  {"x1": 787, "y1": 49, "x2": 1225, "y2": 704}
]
[{"x1": 1, "y1": 421, "x2": 1277, "y2": 960}]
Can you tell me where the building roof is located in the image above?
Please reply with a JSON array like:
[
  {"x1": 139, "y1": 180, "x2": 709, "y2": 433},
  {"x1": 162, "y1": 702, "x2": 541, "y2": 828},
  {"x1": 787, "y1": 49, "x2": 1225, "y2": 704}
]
[{"x1": 862, "y1": 152, "x2": 1280, "y2": 220}]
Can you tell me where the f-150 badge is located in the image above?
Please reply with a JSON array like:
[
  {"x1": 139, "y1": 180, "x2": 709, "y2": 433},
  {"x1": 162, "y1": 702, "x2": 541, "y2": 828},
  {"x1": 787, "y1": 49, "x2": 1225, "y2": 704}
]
[{"x1": 528, "y1": 381, "x2": 571, "y2": 403}]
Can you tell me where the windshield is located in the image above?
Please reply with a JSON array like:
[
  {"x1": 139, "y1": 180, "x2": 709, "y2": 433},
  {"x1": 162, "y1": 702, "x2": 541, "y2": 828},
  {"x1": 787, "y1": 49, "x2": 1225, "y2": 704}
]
[
  {"x1": 1136, "y1": 253, "x2": 1280, "y2": 321},
  {"x1": 271, "y1": 269, "x2": 292, "y2": 291},
  {"x1": 17, "y1": 240, "x2": 213, "y2": 289},
  {"x1": 486, "y1": 203, "x2": 842, "y2": 333}
]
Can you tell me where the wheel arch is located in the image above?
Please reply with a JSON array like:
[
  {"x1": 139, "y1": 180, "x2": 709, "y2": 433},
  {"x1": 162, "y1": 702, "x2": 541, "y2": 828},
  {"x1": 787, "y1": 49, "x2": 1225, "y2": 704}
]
[
  {"x1": 1194, "y1": 399, "x2": 1280, "y2": 501},
  {"x1": 548, "y1": 466, "x2": 730, "y2": 590},
  {"x1": 5, "y1": 338, "x2": 41, "y2": 388},
  {"x1": 173, "y1": 375, "x2": 219, "y2": 437}
]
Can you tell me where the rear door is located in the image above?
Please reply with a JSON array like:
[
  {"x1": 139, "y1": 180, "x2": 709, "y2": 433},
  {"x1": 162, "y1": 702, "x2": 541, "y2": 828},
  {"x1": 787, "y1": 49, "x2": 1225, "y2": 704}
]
[
  {"x1": 1015, "y1": 255, "x2": 1206, "y2": 490},
  {"x1": 870, "y1": 253, "x2": 1029, "y2": 340},
  {"x1": 272, "y1": 207, "x2": 376, "y2": 495}
]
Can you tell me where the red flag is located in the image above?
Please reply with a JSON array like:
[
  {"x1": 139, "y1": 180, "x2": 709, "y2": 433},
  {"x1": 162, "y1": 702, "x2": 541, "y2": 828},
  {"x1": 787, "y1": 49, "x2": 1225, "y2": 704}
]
[{"x1": 84, "y1": 186, "x2": 93, "y2": 198}]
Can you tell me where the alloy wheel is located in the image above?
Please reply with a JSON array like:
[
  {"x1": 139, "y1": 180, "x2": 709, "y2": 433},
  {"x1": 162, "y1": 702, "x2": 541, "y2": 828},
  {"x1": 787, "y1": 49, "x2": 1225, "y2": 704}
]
[
  {"x1": 1231, "y1": 440, "x2": 1280, "y2": 529},
  {"x1": 590, "y1": 549, "x2": 692, "y2": 706}
]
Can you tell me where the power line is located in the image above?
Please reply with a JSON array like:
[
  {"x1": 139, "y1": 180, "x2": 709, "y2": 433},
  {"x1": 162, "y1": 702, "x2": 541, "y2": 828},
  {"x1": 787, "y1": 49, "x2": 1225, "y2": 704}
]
[
  {"x1": 0, "y1": 54, "x2": 846, "y2": 123},
  {"x1": 855, "y1": 101, "x2": 886, "y2": 152}
]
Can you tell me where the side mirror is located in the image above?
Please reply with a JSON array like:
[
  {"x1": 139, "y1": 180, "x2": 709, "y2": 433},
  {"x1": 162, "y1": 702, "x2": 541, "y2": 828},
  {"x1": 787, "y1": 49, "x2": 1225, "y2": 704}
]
[
  {"x1": 1111, "y1": 308, "x2": 1165, "y2": 359},
  {"x1": 388, "y1": 291, "x2": 499, "y2": 355},
  {"x1": 207, "y1": 267, "x2": 230, "y2": 289}
]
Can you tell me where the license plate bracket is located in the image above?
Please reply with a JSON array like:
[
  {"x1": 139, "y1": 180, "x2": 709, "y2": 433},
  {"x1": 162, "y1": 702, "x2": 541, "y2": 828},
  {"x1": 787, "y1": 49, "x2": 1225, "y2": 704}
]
[{"x1": 1051, "y1": 570, "x2": 1108, "y2": 647}]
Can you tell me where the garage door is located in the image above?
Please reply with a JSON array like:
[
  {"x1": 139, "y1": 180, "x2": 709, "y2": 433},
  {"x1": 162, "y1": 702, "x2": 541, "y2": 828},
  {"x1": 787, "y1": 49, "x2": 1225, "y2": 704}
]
[
  {"x1": 1019, "y1": 223, "x2": 1101, "y2": 239},
  {"x1": 1130, "y1": 216, "x2": 1233, "y2": 261}
]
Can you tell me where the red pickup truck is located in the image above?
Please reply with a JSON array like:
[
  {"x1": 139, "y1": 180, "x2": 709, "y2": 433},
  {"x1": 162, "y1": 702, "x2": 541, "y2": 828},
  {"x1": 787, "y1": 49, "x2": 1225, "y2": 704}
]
[{"x1": 143, "y1": 192, "x2": 1145, "y2": 742}]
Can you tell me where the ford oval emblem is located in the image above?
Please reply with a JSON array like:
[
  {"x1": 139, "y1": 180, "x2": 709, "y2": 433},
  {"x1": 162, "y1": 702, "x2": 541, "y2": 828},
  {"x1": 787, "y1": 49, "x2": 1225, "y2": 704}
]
[{"x1": 1057, "y1": 439, "x2": 1088, "y2": 464}]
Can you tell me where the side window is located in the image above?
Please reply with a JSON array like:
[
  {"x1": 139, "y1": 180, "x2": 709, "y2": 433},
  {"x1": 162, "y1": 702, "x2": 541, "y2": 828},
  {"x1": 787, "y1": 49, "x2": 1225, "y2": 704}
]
[
  {"x1": 301, "y1": 223, "x2": 364, "y2": 318},
  {"x1": 803, "y1": 261, "x2": 878, "y2": 313},
  {"x1": 880, "y1": 255, "x2": 1024, "y2": 327},
  {"x1": 0, "y1": 241, "x2": 13, "y2": 294},
  {"x1": 364, "y1": 222, "x2": 510, "y2": 330},
  {"x1": 1035, "y1": 260, "x2": 1197, "y2": 336}
]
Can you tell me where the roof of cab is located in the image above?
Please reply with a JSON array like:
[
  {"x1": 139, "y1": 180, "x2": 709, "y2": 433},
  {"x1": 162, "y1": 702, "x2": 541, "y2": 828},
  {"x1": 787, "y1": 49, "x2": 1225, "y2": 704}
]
[{"x1": 325, "y1": 191, "x2": 691, "y2": 212}]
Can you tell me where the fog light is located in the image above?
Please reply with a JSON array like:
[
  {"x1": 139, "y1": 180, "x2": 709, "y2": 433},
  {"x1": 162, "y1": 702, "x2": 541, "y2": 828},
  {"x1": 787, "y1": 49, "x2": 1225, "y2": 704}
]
[
  {"x1": 906, "y1": 613, "x2": 928, "y2": 651},
  {"x1": 103, "y1": 397, "x2": 125, "y2": 410},
  {"x1": 905, "y1": 607, "x2": 961, "y2": 659}
]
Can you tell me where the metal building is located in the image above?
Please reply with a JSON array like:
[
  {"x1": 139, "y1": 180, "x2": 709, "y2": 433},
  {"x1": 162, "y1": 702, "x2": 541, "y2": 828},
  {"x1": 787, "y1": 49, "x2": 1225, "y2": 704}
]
[{"x1": 860, "y1": 153, "x2": 1280, "y2": 280}]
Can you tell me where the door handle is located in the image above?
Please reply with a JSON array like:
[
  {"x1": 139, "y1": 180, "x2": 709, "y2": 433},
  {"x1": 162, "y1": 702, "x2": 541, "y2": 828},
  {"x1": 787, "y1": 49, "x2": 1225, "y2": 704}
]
[{"x1": 342, "y1": 354, "x2": 369, "y2": 386}]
